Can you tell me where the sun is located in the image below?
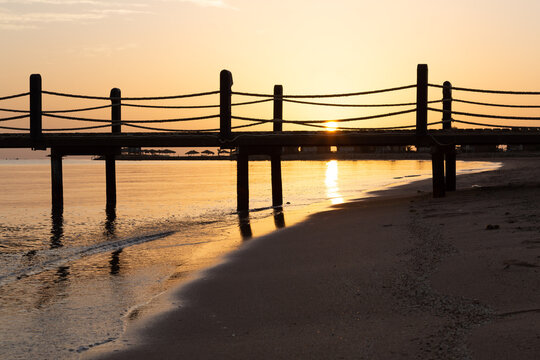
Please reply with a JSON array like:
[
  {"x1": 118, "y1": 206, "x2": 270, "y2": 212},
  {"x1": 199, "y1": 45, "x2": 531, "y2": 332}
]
[{"x1": 324, "y1": 121, "x2": 338, "y2": 131}]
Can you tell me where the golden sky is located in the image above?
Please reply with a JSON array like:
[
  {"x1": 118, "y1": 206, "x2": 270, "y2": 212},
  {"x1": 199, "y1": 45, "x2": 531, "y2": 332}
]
[{"x1": 2, "y1": 0, "x2": 540, "y2": 153}]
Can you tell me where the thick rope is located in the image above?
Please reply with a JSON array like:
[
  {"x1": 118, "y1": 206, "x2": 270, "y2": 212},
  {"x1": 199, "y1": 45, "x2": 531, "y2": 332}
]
[
  {"x1": 282, "y1": 98, "x2": 441, "y2": 108},
  {"x1": 283, "y1": 99, "x2": 409, "y2": 107},
  {"x1": 114, "y1": 98, "x2": 271, "y2": 110},
  {"x1": 232, "y1": 108, "x2": 416, "y2": 124},
  {"x1": 43, "y1": 124, "x2": 113, "y2": 131},
  {"x1": 123, "y1": 121, "x2": 265, "y2": 132},
  {"x1": 122, "y1": 103, "x2": 219, "y2": 109},
  {"x1": 0, "y1": 125, "x2": 29, "y2": 130},
  {"x1": 232, "y1": 84, "x2": 416, "y2": 99},
  {"x1": 0, "y1": 108, "x2": 30, "y2": 113},
  {"x1": 428, "y1": 107, "x2": 540, "y2": 121},
  {"x1": 452, "y1": 119, "x2": 518, "y2": 128},
  {"x1": 429, "y1": 83, "x2": 540, "y2": 95},
  {"x1": 43, "y1": 90, "x2": 219, "y2": 101},
  {"x1": 43, "y1": 113, "x2": 220, "y2": 123},
  {"x1": 231, "y1": 99, "x2": 273, "y2": 106},
  {"x1": 0, "y1": 114, "x2": 30, "y2": 122},
  {"x1": 453, "y1": 99, "x2": 540, "y2": 108},
  {"x1": 43, "y1": 104, "x2": 112, "y2": 113},
  {"x1": 0, "y1": 92, "x2": 29, "y2": 101},
  {"x1": 276, "y1": 121, "x2": 442, "y2": 131}
]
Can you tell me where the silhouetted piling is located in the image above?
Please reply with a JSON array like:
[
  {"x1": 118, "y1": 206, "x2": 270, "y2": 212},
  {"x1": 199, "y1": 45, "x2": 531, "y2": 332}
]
[
  {"x1": 237, "y1": 147, "x2": 249, "y2": 212},
  {"x1": 30, "y1": 74, "x2": 43, "y2": 149},
  {"x1": 106, "y1": 88, "x2": 121, "y2": 208},
  {"x1": 271, "y1": 85, "x2": 284, "y2": 207},
  {"x1": 442, "y1": 81, "x2": 456, "y2": 191},
  {"x1": 220, "y1": 70, "x2": 233, "y2": 140},
  {"x1": 271, "y1": 151, "x2": 283, "y2": 207},
  {"x1": 416, "y1": 64, "x2": 428, "y2": 136},
  {"x1": 50, "y1": 148, "x2": 63, "y2": 210},
  {"x1": 431, "y1": 146, "x2": 445, "y2": 198}
]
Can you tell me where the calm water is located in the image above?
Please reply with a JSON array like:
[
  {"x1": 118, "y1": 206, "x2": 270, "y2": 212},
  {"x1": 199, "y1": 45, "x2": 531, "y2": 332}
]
[{"x1": 0, "y1": 159, "x2": 499, "y2": 359}]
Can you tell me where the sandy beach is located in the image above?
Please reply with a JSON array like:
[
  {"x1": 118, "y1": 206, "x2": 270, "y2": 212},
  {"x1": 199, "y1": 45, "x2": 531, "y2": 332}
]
[{"x1": 90, "y1": 158, "x2": 540, "y2": 360}]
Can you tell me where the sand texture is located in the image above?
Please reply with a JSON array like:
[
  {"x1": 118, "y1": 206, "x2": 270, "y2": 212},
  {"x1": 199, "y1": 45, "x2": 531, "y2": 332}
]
[{"x1": 93, "y1": 158, "x2": 540, "y2": 359}]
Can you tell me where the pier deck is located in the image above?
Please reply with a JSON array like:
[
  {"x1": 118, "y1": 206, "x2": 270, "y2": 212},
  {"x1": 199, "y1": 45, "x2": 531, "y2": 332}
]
[{"x1": 3, "y1": 129, "x2": 540, "y2": 150}]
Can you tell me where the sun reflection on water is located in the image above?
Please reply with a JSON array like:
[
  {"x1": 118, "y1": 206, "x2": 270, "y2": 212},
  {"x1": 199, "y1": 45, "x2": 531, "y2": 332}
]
[{"x1": 325, "y1": 160, "x2": 344, "y2": 205}]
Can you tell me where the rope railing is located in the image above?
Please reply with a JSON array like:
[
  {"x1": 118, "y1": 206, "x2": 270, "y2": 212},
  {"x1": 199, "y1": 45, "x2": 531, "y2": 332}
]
[
  {"x1": 282, "y1": 99, "x2": 441, "y2": 108},
  {"x1": 0, "y1": 92, "x2": 29, "y2": 101},
  {"x1": 429, "y1": 81, "x2": 540, "y2": 130},
  {"x1": 451, "y1": 118, "x2": 537, "y2": 129},
  {"x1": 232, "y1": 108, "x2": 416, "y2": 125},
  {"x1": 123, "y1": 121, "x2": 266, "y2": 132},
  {"x1": 43, "y1": 113, "x2": 220, "y2": 123},
  {"x1": 429, "y1": 83, "x2": 540, "y2": 95},
  {"x1": 120, "y1": 98, "x2": 271, "y2": 109},
  {"x1": 43, "y1": 90, "x2": 220, "y2": 101},
  {"x1": 428, "y1": 107, "x2": 540, "y2": 121},
  {"x1": 43, "y1": 124, "x2": 113, "y2": 131},
  {"x1": 453, "y1": 99, "x2": 540, "y2": 108},
  {"x1": 8, "y1": 69, "x2": 540, "y2": 137},
  {"x1": 0, "y1": 125, "x2": 30, "y2": 131},
  {"x1": 232, "y1": 84, "x2": 416, "y2": 99},
  {"x1": 293, "y1": 121, "x2": 443, "y2": 131},
  {"x1": 0, "y1": 114, "x2": 30, "y2": 122},
  {"x1": 43, "y1": 104, "x2": 112, "y2": 114},
  {"x1": 0, "y1": 108, "x2": 30, "y2": 114}
]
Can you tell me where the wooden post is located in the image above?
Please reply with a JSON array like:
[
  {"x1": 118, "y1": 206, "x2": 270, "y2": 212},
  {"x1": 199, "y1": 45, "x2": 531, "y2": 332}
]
[
  {"x1": 110, "y1": 88, "x2": 121, "y2": 134},
  {"x1": 431, "y1": 146, "x2": 445, "y2": 198},
  {"x1": 238, "y1": 213, "x2": 253, "y2": 239},
  {"x1": 273, "y1": 208, "x2": 285, "y2": 229},
  {"x1": 416, "y1": 64, "x2": 428, "y2": 136},
  {"x1": 442, "y1": 81, "x2": 452, "y2": 130},
  {"x1": 273, "y1": 85, "x2": 283, "y2": 132},
  {"x1": 271, "y1": 85, "x2": 283, "y2": 207},
  {"x1": 442, "y1": 81, "x2": 456, "y2": 191},
  {"x1": 271, "y1": 149, "x2": 283, "y2": 207},
  {"x1": 50, "y1": 148, "x2": 63, "y2": 210},
  {"x1": 50, "y1": 206, "x2": 64, "y2": 249},
  {"x1": 30, "y1": 74, "x2": 43, "y2": 147},
  {"x1": 220, "y1": 70, "x2": 233, "y2": 139},
  {"x1": 105, "y1": 157, "x2": 116, "y2": 208},
  {"x1": 105, "y1": 204, "x2": 116, "y2": 237},
  {"x1": 237, "y1": 147, "x2": 249, "y2": 212},
  {"x1": 106, "y1": 88, "x2": 121, "y2": 208}
]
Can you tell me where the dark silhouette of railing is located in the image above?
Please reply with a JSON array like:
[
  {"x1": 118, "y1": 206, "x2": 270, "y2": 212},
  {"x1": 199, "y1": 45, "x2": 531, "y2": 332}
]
[
  {"x1": 3, "y1": 66, "x2": 540, "y2": 135},
  {"x1": 3, "y1": 64, "x2": 540, "y2": 210}
]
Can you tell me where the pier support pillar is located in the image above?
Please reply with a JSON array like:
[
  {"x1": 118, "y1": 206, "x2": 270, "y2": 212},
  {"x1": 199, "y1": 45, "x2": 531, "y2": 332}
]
[
  {"x1": 105, "y1": 154, "x2": 116, "y2": 208},
  {"x1": 445, "y1": 149, "x2": 456, "y2": 191},
  {"x1": 237, "y1": 147, "x2": 249, "y2": 212},
  {"x1": 50, "y1": 148, "x2": 63, "y2": 210},
  {"x1": 270, "y1": 148, "x2": 283, "y2": 207},
  {"x1": 431, "y1": 146, "x2": 445, "y2": 198},
  {"x1": 442, "y1": 81, "x2": 456, "y2": 192}
]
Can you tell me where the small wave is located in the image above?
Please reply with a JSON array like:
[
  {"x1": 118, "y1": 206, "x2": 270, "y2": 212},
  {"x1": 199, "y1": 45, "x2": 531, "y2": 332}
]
[{"x1": 0, "y1": 231, "x2": 175, "y2": 287}]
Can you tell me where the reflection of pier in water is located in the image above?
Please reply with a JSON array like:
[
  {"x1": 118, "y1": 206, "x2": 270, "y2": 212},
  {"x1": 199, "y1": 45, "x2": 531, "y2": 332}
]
[
  {"x1": 50, "y1": 208, "x2": 64, "y2": 249},
  {"x1": 325, "y1": 160, "x2": 344, "y2": 205},
  {"x1": 237, "y1": 207, "x2": 286, "y2": 240},
  {"x1": 49, "y1": 205, "x2": 123, "y2": 279}
]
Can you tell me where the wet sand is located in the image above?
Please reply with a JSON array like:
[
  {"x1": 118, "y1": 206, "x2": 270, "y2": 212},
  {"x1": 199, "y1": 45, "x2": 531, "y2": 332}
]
[{"x1": 91, "y1": 158, "x2": 539, "y2": 359}]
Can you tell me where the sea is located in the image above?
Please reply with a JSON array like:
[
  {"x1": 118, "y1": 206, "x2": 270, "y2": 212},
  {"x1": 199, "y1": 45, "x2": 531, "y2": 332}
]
[{"x1": 0, "y1": 158, "x2": 500, "y2": 359}]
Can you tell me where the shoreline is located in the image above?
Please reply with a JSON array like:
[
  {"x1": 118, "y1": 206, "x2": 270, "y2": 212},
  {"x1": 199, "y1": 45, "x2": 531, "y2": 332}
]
[
  {"x1": 92, "y1": 150, "x2": 540, "y2": 162},
  {"x1": 89, "y1": 158, "x2": 538, "y2": 359}
]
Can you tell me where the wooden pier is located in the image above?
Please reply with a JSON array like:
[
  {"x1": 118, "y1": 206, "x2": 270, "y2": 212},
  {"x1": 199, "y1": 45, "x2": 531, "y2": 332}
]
[{"x1": 2, "y1": 64, "x2": 540, "y2": 212}]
